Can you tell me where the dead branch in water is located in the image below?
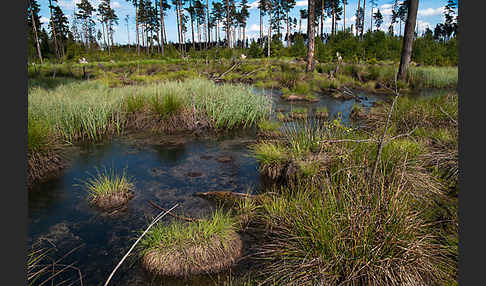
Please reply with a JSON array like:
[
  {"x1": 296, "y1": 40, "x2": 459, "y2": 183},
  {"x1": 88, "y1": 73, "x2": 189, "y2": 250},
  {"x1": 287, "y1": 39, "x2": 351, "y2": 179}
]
[{"x1": 148, "y1": 200, "x2": 200, "y2": 222}]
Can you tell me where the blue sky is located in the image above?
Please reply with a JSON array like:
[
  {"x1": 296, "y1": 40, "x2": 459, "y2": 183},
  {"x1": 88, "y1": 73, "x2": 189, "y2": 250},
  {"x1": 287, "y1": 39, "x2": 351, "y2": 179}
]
[{"x1": 36, "y1": 0, "x2": 453, "y2": 44}]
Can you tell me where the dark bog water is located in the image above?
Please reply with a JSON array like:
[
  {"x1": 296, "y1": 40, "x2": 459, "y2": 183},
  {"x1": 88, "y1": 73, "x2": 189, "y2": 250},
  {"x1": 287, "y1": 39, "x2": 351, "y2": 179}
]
[
  {"x1": 28, "y1": 132, "x2": 262, "y2": 285},
  {"x1": 28, "y1": 88, "x2": 411, "y2": 285}
]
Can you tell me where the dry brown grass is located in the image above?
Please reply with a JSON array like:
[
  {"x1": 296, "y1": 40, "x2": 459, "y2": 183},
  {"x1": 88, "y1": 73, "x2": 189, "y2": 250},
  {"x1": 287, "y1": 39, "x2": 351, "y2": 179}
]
[
  {"x1": 142, "y1": 231, "x2": 242, "y2": 276},
  {"x1": 27, "y1": 149, "x2": 66, "y2": 188}
]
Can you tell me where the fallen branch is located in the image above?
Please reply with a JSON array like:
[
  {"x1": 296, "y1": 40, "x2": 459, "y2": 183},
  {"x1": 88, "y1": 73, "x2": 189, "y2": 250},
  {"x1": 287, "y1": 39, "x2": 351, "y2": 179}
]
[
  {"x1": 372, "y1": 76, "x2": 400, "y2": 179},
  {"x1": 437, "y1": 104, "x2": 458, "y2": 125},
  {"x1": 104, "y1": 203, "x2": 179, "y2": 286},
  {"x1": 148, "y1": 200, "x2": 200, "y2": 222},
  {"x1": 217, "y1": 61, "x2": 241, "y2": 79}
]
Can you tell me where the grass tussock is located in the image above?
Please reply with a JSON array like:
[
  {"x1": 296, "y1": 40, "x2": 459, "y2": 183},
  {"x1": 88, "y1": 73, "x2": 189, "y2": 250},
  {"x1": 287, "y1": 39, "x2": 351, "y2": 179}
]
[
  {"x1": 28, "y1": 149, "x2": 66, "y2": 188},
  {"x1": 81, "y1": 167, "x2": 135, "y2": 210},
  {"x1": 139, "y1": 210, "x2": 241, "y2": 276},
  {"x1": 253, "y1": 173, "x2": 453, "y2": 286}
]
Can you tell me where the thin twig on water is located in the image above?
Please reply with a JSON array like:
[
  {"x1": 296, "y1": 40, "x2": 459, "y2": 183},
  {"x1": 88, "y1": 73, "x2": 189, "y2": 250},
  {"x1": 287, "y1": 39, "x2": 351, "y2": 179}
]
[{"x1": 104, "y1": 203, "x2": 179, "y2": 286}]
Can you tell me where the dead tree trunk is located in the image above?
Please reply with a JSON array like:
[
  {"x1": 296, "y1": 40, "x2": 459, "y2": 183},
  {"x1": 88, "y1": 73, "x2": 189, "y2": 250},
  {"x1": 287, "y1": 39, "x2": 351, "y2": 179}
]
[{"x1": 306, "y1": 0, "x2": 315, "y2": 72}]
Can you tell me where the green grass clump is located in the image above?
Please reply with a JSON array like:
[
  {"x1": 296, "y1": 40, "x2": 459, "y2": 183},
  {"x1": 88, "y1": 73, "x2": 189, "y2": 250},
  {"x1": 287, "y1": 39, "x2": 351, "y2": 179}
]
[
  {"x1": 123, "y1": 95, "x2": 146, "y2": 113},
  {"x1": 140, "y1": 210, "x2": 236, "y2": 252},
  {"x1": 139, "y1": 210, "x2": 241, "y2": 276},
  {"x1": 255, "y1": 176, "x2": 452, "y2": 285},
  {"x1": 316, "y1": 106, "x2": 328, "y2": 114},
  {"x1": 293, "y1": 82, "x2": 311, "y2": 94},
  {"x1": 28, "y1": 116, "x2": 52, "y2": 152},
  {"x1": 251, "y1": 143, "x2": 289, "y2": 165},
  {"x1": 257, "y1": 120, "x2": 281, "y2": 132},
  {"x1": 292, "y1": 107, "x2": 308, "y2": 114},
  {"x1": 81, "y1": 167, "x2": 134, "y2": 209},
  {"x1": 150, "y1": 92, "x2": 185, "y2": 118}
]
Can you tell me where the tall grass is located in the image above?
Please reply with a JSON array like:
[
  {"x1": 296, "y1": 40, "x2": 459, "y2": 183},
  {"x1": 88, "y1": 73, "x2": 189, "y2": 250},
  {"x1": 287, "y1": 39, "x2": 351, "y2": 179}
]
[
  {"x1": 409, "y1": 66, "x2": 458, "y2": 89},
  {"x1": 28, "y1": 78, "x2": 272, "y2": 144},
  {"x1": 255, "y1": 174, "x2": 453, "y2": 285}
]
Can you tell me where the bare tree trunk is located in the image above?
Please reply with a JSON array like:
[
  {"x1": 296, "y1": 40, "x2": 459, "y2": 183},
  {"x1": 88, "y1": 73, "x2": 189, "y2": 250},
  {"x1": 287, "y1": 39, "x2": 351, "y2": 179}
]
[
  {"x1": 48, "y1": 0, "x2": 60, "y2": 60},
  {"x1": 191, "y1": 9, "x2": 195, "y2": 50},
  {"x1": 102, "y1": 21, "x2": 108, "y2": 55},
  {"x1": 286, "y1": 13, "x2": 289, "y2": 47},
  {"x1": 29, "y1": 0, "x2": 43, "y2": 64},
  {"x1": 360, "y1": 0, "x2": 366, "y2": 40},
  {"x1": 343, "y1": 0, "x2": 346, "y2": 32},
  {"x1": 306, "y1": 0, "x2": 315, "y2": 72},
  {"x1": 299, "y1": 17, "x2": 302, "y2": 33},
  {"x1": 176, "y1": 3, "x2": 181, "y2": 48},
  {"x1": 110, "y1": 21, "x2": 115, "y2": 50},
  {"x1": 226, "y1": 0, "x2": 230, "y2": 48},
  {"x1": 320, "y1": 0, "x2": 324, "y2": 38},
  {"x1": 260, "y1": 9, "x2": 263, "y2": 45},
  {"x1": 397, "y1": 0, "x2": 419, "y2": 81},
  {"x1": 206, "y1": 0, "x2": 210, "y2": 48},
  {"x1": 267, "y1": 6, "x2": 272, "y2": 57},
  {"x1": 243, "y1": 21, "x2": 247, "y2": 48},
  {"x1": 356, "y1": 0, "x2": 361, "y2": 37},
  {"x1": 332, "y1": 3, "x2": 336, "y2": 35},
  {"x1": 159, "y1": 2, "x2": 164, "y2": 55},
  {"x1": 136, "y1": 1, "x2": 140, "y2": 56}
]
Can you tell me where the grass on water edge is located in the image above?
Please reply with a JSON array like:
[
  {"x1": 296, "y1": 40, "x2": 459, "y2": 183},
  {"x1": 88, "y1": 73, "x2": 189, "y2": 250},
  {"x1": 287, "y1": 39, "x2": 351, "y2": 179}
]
[
  {"x1": 28, "y1": 78, "x2": 272, "y2": 148},
  {"x1": 245, "y1": 91, "x2": 458, "y2": 285}
]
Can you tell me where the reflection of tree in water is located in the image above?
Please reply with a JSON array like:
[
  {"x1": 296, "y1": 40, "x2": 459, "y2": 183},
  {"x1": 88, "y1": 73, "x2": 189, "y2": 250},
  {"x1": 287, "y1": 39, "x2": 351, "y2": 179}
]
[
  {"x1": 76, "y1": 140, "x2": 116, "y2": 168},
  {"x1": 28, "y1": 177, "x2": 64, "y2": 216},
  {"x1": 152, "y1": 142, "x2": 187, "y2": 163}
]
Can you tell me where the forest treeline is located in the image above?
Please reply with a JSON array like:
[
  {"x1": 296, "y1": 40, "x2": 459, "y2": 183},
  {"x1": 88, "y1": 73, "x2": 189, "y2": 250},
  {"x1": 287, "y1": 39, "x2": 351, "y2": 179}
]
[{"x1": 27, "y1": 0, "x2": 457, "y2": 66}]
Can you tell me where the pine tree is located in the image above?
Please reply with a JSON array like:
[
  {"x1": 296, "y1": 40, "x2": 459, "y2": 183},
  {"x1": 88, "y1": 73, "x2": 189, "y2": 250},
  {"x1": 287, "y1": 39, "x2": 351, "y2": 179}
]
[
  {"x1": 27, "y1": 0, "x2": 43, "y2": 63},
  {"x1": 48, "y1": 0, "x2": 60, "y2": 60},
  {"x1": 240, "y1": 0, "x2": 250, "y2": 48},
  {"x1": 52, "y1": 5, "x2": 70, "y2": 58},
  {"x1": 373, "y1": 8, "x2": 383, "y2": 31},
  {"x1": 75, "y1": 0, "x2": 96, "y2": 50},
  {"x1": 159, "y1": 0, "x2": 171, "y2": 55}
]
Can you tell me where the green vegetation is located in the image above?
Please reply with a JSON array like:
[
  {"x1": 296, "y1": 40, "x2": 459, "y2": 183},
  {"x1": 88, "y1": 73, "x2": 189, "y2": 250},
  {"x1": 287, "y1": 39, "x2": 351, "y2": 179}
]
[
  {"x1": 246, "y1": 92, "x2": 458, "y2": 284},
  {"x1": 81, "y1": 167, "x2": 134, "y2": 209},
  {"x1": 28, "y1": 78, "x2": 272, "y2": 144},
  {"x1": 251, "y1": 143, "x2": 289, "y2": 166},
  {"x1": 253, "y1": 176, "x2": 452, "y2": 285},
  {"x1": 139, "y1": 210, "x2": 241, "y2": 276}
]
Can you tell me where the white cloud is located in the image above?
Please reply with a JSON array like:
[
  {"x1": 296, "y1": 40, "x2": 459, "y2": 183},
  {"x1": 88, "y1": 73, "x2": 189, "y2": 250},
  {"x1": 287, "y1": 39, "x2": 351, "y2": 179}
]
[
  {"x1": 40, "y1": 17, "x2": 49, "y2": 24},
  {"x1": 248, "y1": 24, "x2": 260, "y2": 32},
  {"x1": 418, "y1": 7, "x2": 444, "y2": 17},
  {"x1": 111, "y1": 1, "x2": 121, "y2": 9},
  {"x1": 295, "y1": 1, "x2": 307, "y2": 7},
  {"x1": 380, "y1": 4, "x2": 393, "y2": 10},
  {"x1": 248, "y1": 1, "x2": 259, "y2": 9},
  {"x1": 416, "y1": 20, "x2": 431, "y2": 32}
]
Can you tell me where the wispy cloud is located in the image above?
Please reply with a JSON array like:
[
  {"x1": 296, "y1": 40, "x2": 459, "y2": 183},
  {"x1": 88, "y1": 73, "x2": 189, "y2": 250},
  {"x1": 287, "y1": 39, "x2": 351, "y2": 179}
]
[{"x1": 418, "y1": 7, "x2": 444, "y2": 17}]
